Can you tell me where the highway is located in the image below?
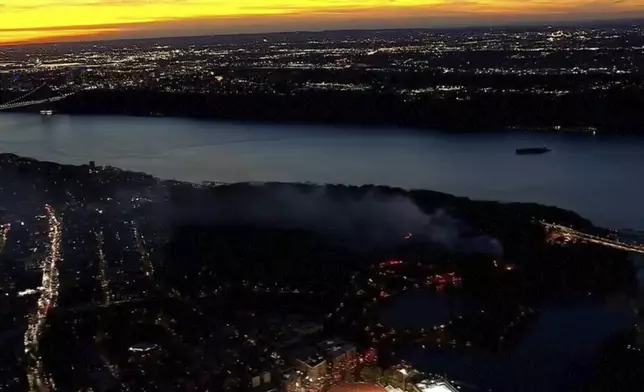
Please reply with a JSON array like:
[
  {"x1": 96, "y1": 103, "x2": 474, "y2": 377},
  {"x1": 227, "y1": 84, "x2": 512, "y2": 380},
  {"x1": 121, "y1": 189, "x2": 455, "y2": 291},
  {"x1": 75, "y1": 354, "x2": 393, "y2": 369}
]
[
  {"x1": 95, "y1": 230, "x2": 114, "y2": 305},
  {"x1": 539, "y1": 221, "x2": 644, "y2": 254},
  {"x1": 24, "y1": 205, "x2": 62, "y2": 392},
  {"x1": 0, "y1": 223, "x2": 10, "y2": 255}
]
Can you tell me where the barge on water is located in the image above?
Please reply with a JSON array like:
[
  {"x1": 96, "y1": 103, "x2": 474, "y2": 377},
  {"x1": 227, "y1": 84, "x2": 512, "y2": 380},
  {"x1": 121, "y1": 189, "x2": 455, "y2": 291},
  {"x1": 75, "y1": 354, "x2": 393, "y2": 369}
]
[{"x1": 516, "y1": 147, "x2": 551, "y2": 155}]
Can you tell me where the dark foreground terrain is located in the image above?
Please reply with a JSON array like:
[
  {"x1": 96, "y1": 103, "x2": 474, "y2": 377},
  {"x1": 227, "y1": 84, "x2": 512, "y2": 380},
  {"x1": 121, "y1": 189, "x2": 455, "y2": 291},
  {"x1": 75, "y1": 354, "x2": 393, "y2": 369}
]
[{"x1": 0, "y1": 153, "x2": 640, "y2": 391}]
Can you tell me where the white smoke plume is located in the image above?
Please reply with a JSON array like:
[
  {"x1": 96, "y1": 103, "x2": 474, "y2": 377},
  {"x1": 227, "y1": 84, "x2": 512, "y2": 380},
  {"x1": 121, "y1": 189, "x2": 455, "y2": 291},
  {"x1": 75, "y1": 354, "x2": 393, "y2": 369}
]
[{"x1": 171, "y1": 184, "x2": 503, "y2": 255}]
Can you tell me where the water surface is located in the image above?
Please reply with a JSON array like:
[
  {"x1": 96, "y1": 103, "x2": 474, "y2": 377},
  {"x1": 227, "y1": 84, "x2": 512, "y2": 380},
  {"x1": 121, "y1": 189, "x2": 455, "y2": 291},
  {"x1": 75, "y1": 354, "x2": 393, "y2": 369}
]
[
  {"x1": 403, "y1": 301, "x2": 634, "y2": 392},
  {"x1": 1, "y1": 113, "x2": 642, "y2": 228}
]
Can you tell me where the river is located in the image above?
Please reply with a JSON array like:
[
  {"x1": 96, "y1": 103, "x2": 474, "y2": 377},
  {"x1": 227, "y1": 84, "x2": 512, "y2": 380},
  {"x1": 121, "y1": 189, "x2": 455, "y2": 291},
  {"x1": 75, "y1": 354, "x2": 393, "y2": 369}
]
[
  {"x1": 1, "y1": 113, "x2": 643, "y2": 229},
  {"x1": 379, "y1": 289, "x2": 635, "y2": 392}
]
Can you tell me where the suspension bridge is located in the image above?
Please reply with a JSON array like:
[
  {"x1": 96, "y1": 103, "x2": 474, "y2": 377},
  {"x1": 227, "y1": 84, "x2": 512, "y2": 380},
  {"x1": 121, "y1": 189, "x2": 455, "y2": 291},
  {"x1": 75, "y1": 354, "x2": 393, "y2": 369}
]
[{"x1": 0, "y1": 83, "x2": 75, "y2": 111}]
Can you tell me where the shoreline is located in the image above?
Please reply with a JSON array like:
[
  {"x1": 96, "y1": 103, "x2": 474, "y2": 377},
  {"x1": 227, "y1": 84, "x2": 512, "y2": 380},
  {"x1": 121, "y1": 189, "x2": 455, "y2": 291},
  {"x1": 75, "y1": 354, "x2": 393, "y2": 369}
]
[
  {"x1": 4, "y1": 88, "x2": 644, "y2": 135},
  {"x1": 0, "y1": 152, "x2": 596, "y2": 232},
  {"x1": 6, "y1": 110, "x2": 644, "y2": 144},
  {"x1": 7, "y1": 109, "x2": 633, "y2": 138},
  {"x1": 0, "y1": 123, "x2": 641, "y2": 230}
]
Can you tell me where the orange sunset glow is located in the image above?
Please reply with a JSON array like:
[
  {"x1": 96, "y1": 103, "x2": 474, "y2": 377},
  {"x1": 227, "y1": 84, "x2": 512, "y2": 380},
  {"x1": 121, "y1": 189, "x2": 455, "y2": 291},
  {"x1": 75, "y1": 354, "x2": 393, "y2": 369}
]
[{"x1": 1, "y1": 0, "x2": 643, "y2": 44}]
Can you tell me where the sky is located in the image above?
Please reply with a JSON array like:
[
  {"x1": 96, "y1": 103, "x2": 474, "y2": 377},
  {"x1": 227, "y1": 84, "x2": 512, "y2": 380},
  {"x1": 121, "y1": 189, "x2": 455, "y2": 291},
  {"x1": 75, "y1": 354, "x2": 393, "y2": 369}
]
[{"x1": 0, "y1": 0, "x2": 643, "y2": 45}]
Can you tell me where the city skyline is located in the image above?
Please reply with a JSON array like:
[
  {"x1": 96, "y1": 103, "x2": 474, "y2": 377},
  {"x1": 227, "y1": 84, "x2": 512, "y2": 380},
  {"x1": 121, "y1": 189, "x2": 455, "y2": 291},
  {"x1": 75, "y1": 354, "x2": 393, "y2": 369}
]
[{"x1": 1, "y1": 0, "x2": 644, "y2": 45}]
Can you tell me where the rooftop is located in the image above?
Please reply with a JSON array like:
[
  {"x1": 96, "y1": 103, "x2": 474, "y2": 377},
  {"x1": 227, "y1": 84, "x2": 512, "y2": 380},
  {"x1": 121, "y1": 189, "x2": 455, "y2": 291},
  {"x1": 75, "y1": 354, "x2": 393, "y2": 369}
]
[
  {"x1": 415, "y1": 378, "x2": 459, "y2": 392},
  {"x1": 128, "y1": 342, "x2": 159, "y2": 353},
  {"x1": 294, "y1": 346, "x2": 326, "y2": 367},
  {"x1": 319, "y1": 338, "x2": 356, "y2": 357},
  {"x1": 328, "y1": 383, "x2": 387, "y2": 392}
]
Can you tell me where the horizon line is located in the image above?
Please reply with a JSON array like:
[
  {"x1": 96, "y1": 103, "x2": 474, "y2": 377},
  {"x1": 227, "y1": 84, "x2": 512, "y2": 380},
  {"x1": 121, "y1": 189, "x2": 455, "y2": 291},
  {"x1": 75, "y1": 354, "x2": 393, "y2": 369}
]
[{"x1": 3, "y1": 16, "x2": 643, "y2": 48}]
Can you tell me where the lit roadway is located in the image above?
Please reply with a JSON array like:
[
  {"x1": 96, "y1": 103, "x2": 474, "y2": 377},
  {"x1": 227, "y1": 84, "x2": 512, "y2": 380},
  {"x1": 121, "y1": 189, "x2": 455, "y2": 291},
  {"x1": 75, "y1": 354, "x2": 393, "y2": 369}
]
[
  {"x1": 95, "y1": 230, "x2": 114, "y2": 305},
  {"x1": 539, "y1": 221, "x2": 644, "y2": 254},
  {"x1": 0, "y1": 223, "x2": 10, "y2": 254},
  {"x1": 24, "y1": 205, "x2": 62, "y2": 392}
]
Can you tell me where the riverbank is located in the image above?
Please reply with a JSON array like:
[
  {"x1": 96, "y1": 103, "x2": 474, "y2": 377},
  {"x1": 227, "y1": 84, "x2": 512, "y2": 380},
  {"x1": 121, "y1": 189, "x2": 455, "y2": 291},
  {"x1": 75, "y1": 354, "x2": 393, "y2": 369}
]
[
  {"x1": 1, "y1": 113, "x2": 643, "y2": 229},
  {"x1": 5, "y1": 88, "x2": 644, "y2": 134},
  {"x1": 0, "y1": 151, "x2": 620, "y2": 275}
]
